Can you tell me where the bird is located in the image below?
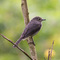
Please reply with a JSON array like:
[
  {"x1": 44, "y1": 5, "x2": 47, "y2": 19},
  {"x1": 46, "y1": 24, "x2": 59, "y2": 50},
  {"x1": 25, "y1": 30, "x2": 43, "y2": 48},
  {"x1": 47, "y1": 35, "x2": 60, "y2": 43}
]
[{"x1": 13, "y1": 16, "x2": 46, "y2": 47}]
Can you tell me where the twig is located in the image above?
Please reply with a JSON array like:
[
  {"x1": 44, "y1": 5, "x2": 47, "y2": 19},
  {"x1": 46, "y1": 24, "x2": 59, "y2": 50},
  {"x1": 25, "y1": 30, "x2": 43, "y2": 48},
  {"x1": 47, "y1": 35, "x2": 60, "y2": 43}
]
[
  {"x1": 21, "y1": 0, "x2": 37, "y2": 60},
  {"x1": 50, "y1": 40, "x2": 54, "y2": 60},
  {"x1": 0, "y1": 34, "x2": 32, "y2": 60},
  {"x1": 48, "y1": 49, "x2": 50, "y2": 60},
  {"x1": 48, "y1": 40, "x2": 54, "y2": 60}
]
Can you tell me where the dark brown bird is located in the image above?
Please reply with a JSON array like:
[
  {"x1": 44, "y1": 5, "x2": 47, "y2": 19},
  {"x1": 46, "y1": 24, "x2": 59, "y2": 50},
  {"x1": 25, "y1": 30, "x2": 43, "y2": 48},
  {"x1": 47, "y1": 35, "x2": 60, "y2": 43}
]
[{"x1": 13, "y1": 16, "x2": 46, "y2": 47}]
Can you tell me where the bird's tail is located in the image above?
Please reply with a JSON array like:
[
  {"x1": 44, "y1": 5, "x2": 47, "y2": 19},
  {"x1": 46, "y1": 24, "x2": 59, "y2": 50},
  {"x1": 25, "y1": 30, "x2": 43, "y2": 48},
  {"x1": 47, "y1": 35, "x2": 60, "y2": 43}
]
[{"x1": 13, "y1": 37, "x2": 22, "y2": 47}]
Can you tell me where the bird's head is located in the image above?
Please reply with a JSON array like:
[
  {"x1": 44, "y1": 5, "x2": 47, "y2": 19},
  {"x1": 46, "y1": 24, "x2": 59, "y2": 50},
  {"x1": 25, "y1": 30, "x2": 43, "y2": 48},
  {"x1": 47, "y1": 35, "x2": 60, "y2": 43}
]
[{"x1": 32, "y1": 16, "x2": 46, "y2": 22}]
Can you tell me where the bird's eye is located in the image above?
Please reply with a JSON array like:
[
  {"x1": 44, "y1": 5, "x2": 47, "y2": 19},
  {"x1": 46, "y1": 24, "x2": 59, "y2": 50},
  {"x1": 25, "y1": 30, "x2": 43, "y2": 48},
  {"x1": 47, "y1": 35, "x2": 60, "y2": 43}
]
[{"x1": 38, "y1": 18, "x2": 40, "y2": 20}]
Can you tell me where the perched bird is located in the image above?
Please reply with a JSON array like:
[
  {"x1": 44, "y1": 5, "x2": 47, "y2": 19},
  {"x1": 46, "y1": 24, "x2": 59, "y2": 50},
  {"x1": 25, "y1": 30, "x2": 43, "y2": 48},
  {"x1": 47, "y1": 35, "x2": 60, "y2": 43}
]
[{"x1": 13, "y1": 16, "x2": 46, "y2": 47}]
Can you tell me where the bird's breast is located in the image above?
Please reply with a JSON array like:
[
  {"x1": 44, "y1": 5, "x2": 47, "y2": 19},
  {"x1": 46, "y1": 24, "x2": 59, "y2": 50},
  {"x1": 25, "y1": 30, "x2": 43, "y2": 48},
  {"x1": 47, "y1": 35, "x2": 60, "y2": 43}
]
[{"x1": 32, "y1": 24, "x2": 42, "y2": 36}]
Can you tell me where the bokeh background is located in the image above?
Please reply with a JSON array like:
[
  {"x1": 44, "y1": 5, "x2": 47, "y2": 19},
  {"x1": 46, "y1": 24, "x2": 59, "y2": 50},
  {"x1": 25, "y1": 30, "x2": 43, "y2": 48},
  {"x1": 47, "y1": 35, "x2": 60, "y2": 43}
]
[{"x1": 0, "y1": 0, "x2": 60, "y2": 60}]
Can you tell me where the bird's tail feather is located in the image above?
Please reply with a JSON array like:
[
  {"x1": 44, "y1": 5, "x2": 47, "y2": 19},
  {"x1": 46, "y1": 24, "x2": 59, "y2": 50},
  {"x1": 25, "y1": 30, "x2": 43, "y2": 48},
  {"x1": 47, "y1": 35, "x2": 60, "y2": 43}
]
[{"x1": 13, "y1": 37, "x2": 22, "y2": 47}]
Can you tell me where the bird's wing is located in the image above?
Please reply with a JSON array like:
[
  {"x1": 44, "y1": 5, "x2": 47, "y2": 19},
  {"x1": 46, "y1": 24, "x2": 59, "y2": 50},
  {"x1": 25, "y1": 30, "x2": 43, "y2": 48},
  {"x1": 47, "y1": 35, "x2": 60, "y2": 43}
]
[{"x1": 21, "y1": 22, "x2": 41, "y2": 39}]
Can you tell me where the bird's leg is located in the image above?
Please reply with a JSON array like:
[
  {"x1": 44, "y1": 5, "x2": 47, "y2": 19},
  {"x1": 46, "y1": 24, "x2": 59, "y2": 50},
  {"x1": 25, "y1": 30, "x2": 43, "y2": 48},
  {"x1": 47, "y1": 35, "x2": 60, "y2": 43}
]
[
  {"x1": 28, "y1": 36, "x2": 35, "y2": 46},
  {"x1": 31, "y1": 37, "x2": 35, "y2": 46}
]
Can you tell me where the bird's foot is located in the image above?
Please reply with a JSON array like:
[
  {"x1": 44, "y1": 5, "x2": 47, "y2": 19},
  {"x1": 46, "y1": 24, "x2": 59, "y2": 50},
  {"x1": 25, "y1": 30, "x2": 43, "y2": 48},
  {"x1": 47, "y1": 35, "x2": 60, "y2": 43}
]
[{"x1": 28, "y1": 42, "x2": 35, "y2": 46}]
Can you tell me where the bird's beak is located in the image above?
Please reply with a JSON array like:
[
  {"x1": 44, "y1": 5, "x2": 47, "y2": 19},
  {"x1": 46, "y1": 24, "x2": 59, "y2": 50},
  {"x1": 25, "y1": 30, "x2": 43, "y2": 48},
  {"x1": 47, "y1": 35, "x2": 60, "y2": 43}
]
[{"x1": 41, "y1": 19, "x2": 46, "y2": 21}]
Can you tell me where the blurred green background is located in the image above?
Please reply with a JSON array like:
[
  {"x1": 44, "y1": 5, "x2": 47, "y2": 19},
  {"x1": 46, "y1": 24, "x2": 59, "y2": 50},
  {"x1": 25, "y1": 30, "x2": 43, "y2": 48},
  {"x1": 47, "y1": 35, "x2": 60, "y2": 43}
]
[{"x1": 0, "y1": 0, "x2": 60, "y2": 60}]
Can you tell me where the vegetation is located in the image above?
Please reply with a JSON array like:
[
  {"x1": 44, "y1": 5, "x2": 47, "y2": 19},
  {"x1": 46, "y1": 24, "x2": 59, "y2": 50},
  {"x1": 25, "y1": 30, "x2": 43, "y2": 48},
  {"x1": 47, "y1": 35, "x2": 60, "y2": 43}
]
[{"x1": 0, "y1": 0, "x2": 60, "y2": 60}]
